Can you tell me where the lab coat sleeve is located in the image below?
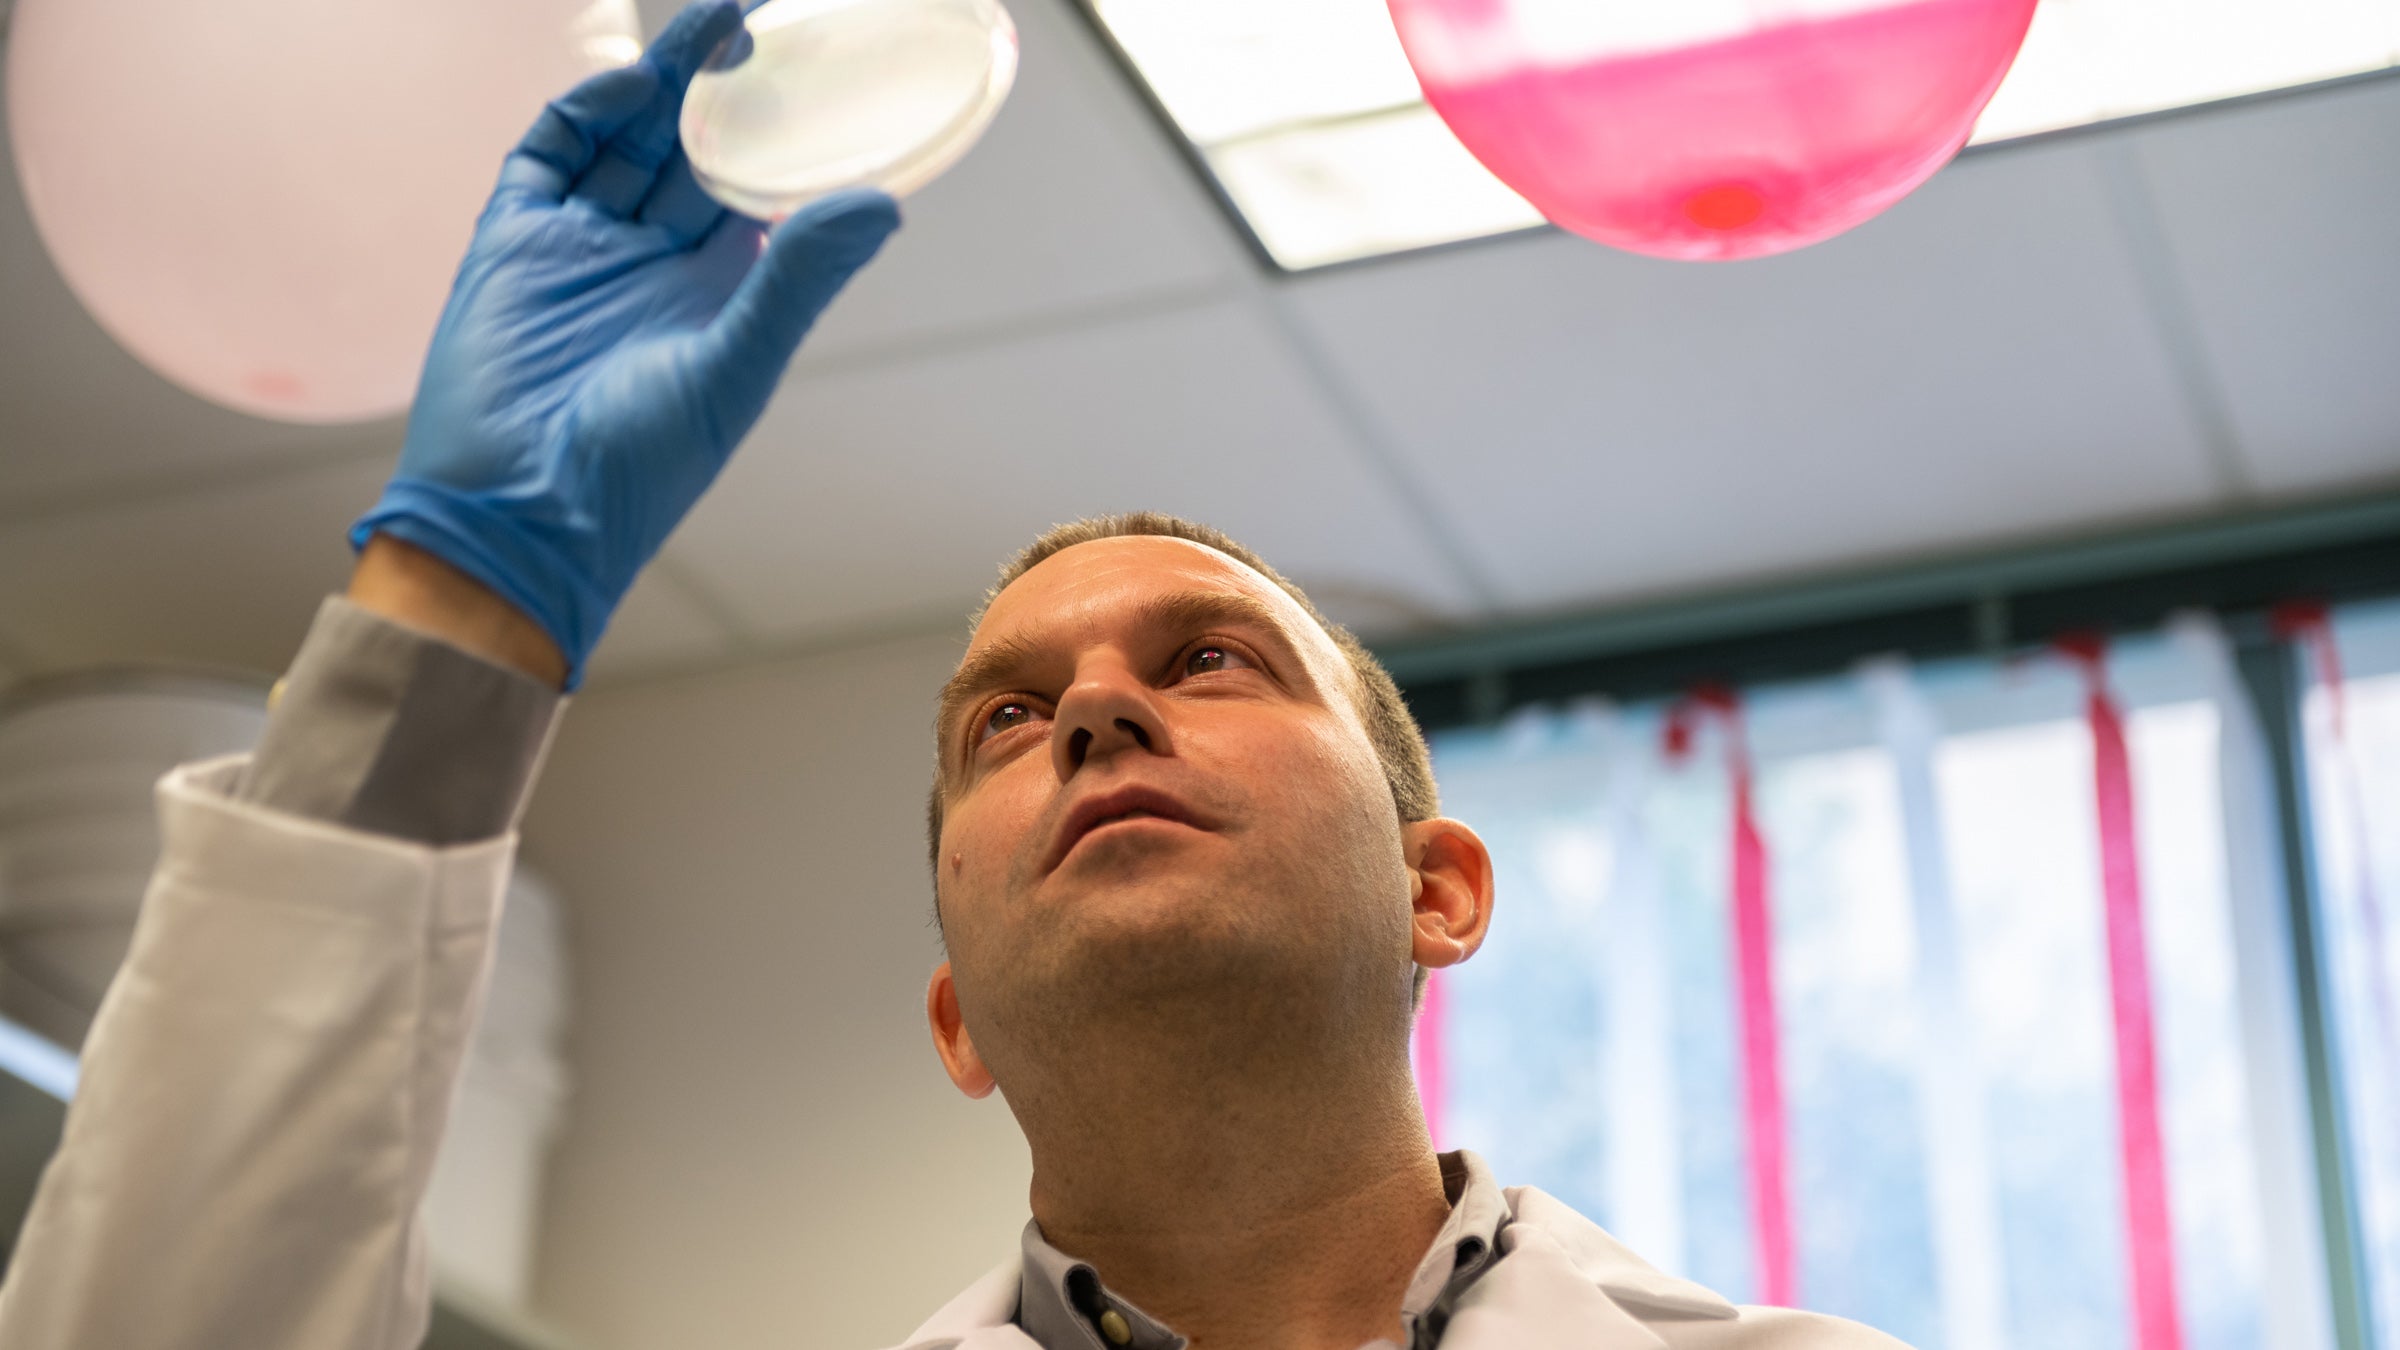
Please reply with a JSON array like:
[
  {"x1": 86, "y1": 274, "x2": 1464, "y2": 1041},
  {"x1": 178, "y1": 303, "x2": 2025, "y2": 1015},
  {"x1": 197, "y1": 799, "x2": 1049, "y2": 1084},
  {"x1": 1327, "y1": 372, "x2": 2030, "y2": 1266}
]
[{"x1": 0, "y1": 754, "x2": 514, "y2": 1350}]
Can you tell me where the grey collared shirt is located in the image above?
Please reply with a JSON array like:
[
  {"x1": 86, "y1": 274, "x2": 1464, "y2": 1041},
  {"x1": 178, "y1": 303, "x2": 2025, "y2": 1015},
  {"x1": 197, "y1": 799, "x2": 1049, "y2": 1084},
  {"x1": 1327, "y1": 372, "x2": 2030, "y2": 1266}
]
[{"x1": 1014, "y1": 1151, "x2": 1509, "y2": 1350}]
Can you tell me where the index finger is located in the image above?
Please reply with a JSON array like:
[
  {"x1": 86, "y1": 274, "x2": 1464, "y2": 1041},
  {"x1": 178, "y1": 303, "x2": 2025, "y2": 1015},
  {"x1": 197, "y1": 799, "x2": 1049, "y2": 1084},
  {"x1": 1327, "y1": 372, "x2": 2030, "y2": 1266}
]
[{"x1": 568, "y1": 0, "x2": 746, "y2": 215}]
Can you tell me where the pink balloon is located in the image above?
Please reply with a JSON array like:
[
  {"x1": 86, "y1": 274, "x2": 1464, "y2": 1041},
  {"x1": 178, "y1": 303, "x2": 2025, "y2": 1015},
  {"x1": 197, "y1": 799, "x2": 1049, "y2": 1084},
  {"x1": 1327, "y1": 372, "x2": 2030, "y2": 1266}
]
[
  {"x1": 1386, "y1": 0, "x2": 2039, "y2": 261},
  {"x1": 5, "y1": 0, "x2": 639, "y2": 423}
]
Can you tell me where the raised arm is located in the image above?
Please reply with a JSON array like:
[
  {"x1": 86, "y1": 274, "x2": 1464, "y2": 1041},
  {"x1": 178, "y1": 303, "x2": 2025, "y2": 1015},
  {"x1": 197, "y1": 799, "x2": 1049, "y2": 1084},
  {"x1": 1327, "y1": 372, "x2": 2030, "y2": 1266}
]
[
  {"x1": 0, "y1": 7, "x2": 892, "y2": 1346},
  {"x1": 355, "y1": 0, "x2": 896, "y2": 689}
]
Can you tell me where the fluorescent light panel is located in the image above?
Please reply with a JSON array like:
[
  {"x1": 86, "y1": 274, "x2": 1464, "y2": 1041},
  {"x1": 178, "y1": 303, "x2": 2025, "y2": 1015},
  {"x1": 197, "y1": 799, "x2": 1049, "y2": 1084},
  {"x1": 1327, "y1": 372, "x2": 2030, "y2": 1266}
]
[{"x1": 1089, "y1": 0, "x2": 2400, "y2": 269}]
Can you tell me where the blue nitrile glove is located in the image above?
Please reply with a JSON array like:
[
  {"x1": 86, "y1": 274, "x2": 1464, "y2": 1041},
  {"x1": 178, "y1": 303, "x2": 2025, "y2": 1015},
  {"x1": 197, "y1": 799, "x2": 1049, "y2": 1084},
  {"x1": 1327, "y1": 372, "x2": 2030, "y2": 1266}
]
[{"x1": 352, "y1": 0, "x2": 899, "y2": 688}]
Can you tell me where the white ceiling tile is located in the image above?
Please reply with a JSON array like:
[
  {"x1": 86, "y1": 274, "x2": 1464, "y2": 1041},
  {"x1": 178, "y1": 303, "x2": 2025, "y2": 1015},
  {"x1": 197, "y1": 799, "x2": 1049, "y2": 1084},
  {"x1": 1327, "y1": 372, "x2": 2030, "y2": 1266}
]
[
  {"x1": 0, "y1": 112, "x2": 407, "y2": 513},
  {"x1": 670, "y1": 297, "x2": 1485, "y2": 643},
  {"x1": 583, "y1": 564, "x2": 744, "y2": 686},
  {"x1": 0, "y1": 459, "x2": 384, "y2": 676},
  {"x1": 1281, "y1": 137, "x2": 2232, "y2": 614},
  {"x1": 768, "y1": 0, "x2": 1246, "y2": 364},
  {"x1": 2128, "y1": 77, "x2": 2400, "y2": 496}
]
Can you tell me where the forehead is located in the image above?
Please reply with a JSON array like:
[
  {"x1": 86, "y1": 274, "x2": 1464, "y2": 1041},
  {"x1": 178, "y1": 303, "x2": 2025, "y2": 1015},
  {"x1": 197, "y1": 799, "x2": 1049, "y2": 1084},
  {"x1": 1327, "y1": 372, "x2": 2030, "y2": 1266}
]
[{"x1": 968, "y1": 535, "x2": 1341, "y2": 672}]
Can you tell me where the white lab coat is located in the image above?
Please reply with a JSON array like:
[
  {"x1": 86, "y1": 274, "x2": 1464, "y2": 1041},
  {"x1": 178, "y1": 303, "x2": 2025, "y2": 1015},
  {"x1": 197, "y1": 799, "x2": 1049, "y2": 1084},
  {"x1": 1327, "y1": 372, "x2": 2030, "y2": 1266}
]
[
  {"x1": 0, "y1": 756, "x2": 1907, "y2": 1350},
  {"x1": 0, "y1": 756, "x2": 509, "y2": 1350}
]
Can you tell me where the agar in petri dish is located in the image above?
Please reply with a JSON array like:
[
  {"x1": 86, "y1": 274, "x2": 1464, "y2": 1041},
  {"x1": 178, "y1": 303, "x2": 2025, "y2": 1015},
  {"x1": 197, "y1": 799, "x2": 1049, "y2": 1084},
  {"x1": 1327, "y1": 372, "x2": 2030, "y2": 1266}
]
[{"x1": 680, "y1": 0, "x2": 1018, "y2": 220}]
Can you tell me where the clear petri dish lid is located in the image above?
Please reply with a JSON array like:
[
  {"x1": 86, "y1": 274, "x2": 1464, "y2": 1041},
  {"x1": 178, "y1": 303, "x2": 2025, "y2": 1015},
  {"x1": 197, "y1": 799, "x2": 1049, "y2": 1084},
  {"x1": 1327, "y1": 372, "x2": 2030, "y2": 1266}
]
[{"x1": 679, "y1": 0, "x2": 1018, "y2": 220}]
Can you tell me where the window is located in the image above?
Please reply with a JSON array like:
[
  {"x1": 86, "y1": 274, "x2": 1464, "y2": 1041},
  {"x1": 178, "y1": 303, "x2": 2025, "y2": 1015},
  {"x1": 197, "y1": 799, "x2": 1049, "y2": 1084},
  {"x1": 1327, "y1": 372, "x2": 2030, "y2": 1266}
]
[
  {"x1": 1082, "y1": 0, "x2": 2400, "y2": 268},
  {"x1": 2303, "y1": 597, "x2": 2400, "y2": 1350},
  {"x1": 1422, "y1": 617, "x2": 2339, "y2": 1347}
]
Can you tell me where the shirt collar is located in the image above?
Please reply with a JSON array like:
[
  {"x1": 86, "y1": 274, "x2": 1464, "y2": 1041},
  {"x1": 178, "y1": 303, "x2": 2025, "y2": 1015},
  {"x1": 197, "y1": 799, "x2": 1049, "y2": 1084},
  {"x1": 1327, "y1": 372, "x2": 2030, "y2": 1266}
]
[
  {"x1": 1012, "y1": 1150, "x2": 1511, "y2": 1350},
  {"x1": 1015, "y1": 1224, "x2": 1185, "y2": 1350},
  {"x1": 1398, "y1": 1151, "x2": 1509, "y2": 1347}
]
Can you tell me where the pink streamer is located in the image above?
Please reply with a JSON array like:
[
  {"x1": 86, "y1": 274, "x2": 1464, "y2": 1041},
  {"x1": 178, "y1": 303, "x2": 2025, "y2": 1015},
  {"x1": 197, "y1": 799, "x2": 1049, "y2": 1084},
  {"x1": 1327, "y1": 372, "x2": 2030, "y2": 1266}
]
[
  {"x1": 1669, "y1": 690, "x2": 1796, "y2": 1307},
  {"x1": 1415, "y1": 968, "x2": 1448, "y2": 1149},
  {"x1": 2060, "y1": 636, "x2": 2185, "y2": 1350}
]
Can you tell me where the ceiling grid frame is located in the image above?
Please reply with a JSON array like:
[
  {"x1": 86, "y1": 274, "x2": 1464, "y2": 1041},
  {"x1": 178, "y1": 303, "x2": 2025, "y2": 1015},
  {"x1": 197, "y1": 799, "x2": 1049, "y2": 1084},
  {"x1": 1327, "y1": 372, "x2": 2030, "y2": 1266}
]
[
  {"x1": 2091, "y1": 140, "x2": 2258, "y2": 500},
  {"x1": 0, "y1": 0, "x2": 2390, "y2": 687}
]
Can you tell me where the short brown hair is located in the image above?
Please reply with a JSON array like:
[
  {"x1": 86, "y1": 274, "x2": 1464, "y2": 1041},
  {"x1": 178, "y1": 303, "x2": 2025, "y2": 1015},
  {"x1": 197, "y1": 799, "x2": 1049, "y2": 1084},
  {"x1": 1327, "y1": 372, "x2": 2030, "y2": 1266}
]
[{"x1": 925, "y1": 514, "x2": 1440, "y2": 1001}]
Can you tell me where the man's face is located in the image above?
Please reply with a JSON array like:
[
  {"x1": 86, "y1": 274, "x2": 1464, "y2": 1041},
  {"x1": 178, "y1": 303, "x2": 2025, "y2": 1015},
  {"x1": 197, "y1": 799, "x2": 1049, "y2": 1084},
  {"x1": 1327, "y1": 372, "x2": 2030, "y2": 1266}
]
[{"x1": 927, "y1": 536, "x2": 1419, "y2": 1087}]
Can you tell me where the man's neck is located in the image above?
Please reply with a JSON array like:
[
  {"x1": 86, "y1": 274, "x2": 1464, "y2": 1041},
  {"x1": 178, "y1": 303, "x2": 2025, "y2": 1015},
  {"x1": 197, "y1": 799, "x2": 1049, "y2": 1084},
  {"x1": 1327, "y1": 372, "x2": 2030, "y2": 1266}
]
[{"x1": 1013, "y1": 1037, "x2": 1450, "y2": 1350}]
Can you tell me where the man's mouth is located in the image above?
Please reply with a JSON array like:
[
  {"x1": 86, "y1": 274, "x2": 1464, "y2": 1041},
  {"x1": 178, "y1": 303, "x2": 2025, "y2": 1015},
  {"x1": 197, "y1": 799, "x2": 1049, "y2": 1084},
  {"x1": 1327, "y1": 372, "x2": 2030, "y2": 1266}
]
[
  {"x1": 1092, "y1": 808, "x2": 1162, "y2": 827},
  {"x1": 1044, "y1": 786, "x2": 1211, "y2": 874}
]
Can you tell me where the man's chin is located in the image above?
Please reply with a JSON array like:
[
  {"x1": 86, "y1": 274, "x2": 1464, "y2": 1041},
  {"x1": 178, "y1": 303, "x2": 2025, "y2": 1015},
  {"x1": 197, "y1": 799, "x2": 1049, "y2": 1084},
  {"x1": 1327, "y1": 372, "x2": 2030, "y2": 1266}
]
[
  {"x1": 1053, "y1": 872, "x2": 1247, "y2": 941},
  {"x1": 1026, "y1": 876, "x2": 1290, "y2": 1000}
]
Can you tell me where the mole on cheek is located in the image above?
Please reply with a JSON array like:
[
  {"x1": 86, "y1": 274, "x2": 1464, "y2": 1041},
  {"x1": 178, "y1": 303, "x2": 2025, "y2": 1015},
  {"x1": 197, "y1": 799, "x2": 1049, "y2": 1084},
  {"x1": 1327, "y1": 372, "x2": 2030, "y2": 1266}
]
[{"x1": 950, "y1": 853, "x2": 964, "y2": 874}]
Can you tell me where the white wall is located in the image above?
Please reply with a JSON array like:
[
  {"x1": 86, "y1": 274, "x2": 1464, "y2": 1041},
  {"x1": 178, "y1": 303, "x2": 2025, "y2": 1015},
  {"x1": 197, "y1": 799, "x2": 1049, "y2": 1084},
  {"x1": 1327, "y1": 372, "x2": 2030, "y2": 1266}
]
[{"x1": 519, "y1": 631, "x2": 1033, "y2": 1350}]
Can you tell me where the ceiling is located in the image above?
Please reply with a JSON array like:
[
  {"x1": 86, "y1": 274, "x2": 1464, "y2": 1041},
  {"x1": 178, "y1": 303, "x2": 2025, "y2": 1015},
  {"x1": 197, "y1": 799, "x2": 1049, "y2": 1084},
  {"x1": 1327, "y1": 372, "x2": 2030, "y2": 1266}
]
[{"x1": 0, "y1": 0, "x2": 2394, "y2": 690}]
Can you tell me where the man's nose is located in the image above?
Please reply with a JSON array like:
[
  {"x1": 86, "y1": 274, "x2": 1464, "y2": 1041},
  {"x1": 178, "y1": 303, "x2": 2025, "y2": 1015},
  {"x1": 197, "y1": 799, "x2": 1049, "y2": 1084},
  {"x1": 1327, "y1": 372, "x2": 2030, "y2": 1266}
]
[{"x1": 1051, "y1": 658, "x2": 1170, "y2": 781}]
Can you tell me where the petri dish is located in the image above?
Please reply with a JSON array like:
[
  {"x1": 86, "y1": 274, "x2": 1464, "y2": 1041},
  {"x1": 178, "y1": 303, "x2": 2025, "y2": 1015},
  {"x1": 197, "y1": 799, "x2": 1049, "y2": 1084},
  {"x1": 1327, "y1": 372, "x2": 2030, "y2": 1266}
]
[{"x1": 679, "y1": 0, "x2": 1018, "y2": 220}]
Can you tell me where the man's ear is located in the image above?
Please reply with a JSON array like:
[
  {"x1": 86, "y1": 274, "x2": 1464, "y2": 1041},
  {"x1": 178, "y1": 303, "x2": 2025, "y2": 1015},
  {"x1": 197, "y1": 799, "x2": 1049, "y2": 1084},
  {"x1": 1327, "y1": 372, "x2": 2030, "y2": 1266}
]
[
  {"x1": 1403, "y1": 818, "x2": 1494, "y2": 970},
  {"x1": 926, "y1": 962, "x2": 996, "y2": 1099}
]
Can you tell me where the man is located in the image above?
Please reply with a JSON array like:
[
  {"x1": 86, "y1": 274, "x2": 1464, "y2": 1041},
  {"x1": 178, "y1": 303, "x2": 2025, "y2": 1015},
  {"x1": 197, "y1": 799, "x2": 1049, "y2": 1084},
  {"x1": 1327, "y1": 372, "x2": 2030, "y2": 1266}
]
[{"x1": 0, "y1": 6, "x2": 1907, "y2": 1348}]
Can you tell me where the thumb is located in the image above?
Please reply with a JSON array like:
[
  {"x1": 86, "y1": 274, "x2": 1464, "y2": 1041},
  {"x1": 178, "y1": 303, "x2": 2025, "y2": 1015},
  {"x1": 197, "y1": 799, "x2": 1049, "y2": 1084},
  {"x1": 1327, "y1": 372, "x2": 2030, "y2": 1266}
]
[{"x1": 695, "y1": 189, "x2": 901, "y2": 410}]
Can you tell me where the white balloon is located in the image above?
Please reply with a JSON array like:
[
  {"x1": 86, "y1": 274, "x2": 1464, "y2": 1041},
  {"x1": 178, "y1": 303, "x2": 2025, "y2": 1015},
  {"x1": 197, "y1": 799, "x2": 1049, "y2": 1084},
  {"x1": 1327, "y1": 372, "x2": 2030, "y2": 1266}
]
[{"x1": 4, "y1": 0, "x2": 642, "y2": 424}]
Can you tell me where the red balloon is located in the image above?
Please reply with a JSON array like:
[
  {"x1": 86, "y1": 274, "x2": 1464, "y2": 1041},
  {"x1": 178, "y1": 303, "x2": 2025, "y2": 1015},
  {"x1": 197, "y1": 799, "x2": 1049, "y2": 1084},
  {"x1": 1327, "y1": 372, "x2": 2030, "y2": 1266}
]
[{"x1": 1386, "y1": 0, "x2": 2040, "y2": 261}]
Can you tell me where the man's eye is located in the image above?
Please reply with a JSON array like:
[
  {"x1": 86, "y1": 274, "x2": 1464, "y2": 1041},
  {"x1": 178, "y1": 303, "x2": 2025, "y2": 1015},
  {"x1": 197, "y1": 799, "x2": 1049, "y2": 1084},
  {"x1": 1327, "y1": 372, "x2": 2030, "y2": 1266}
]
[
  {"x1": 1184, "y1": 644, "x2": 1247, "y2": 676},
  {"x1": 980, "y1": 701, "x2": 1038, "y2": 743}
]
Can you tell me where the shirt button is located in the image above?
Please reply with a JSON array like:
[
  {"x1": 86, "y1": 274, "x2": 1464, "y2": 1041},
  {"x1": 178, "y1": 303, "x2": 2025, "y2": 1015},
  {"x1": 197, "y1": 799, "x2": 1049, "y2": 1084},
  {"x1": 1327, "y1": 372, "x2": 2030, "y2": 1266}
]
[{"x1": 1098, "y1": 1309, "x2": 1133, "y2": 1346}]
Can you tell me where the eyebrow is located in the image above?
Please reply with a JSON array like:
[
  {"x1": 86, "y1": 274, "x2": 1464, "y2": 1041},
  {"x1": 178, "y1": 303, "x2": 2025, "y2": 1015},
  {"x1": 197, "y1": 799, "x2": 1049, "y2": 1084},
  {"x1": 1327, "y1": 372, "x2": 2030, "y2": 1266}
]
[{"x1": 933, "y1": 590, "x2": 1305, "y2": 772}]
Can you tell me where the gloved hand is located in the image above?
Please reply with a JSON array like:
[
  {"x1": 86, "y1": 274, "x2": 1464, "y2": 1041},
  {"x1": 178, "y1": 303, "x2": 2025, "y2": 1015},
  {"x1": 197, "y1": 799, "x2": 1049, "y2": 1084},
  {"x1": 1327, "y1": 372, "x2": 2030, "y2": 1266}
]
[{"x1": 352, "y1": 0, "x2": 899, "y2": 688}]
